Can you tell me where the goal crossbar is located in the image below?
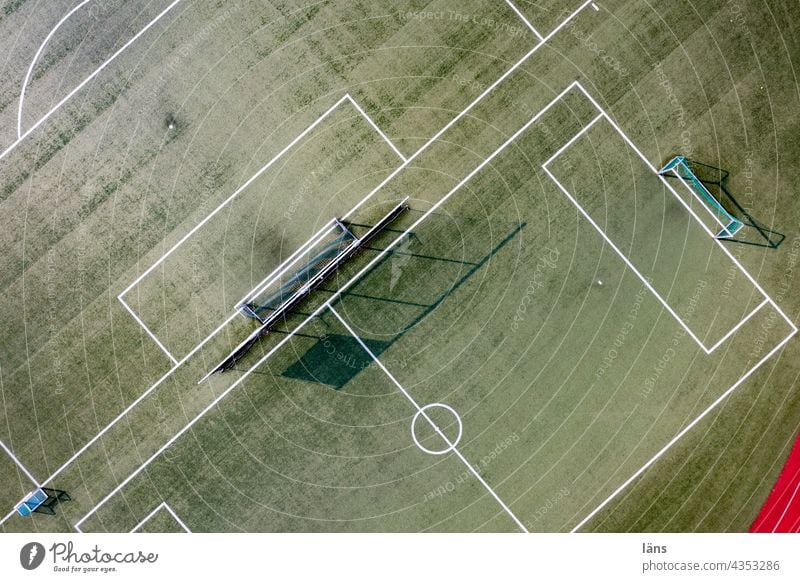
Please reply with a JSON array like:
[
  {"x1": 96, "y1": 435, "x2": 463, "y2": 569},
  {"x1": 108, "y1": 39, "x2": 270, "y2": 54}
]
[{"x1": 659, "y1": 156, "x2": 743, "y2": 239}]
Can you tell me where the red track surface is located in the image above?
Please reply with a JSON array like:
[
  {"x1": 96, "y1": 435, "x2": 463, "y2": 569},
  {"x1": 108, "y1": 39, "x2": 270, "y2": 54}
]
[{"x1": 750, "y1": 431, "x2": 800, "y2": 532}]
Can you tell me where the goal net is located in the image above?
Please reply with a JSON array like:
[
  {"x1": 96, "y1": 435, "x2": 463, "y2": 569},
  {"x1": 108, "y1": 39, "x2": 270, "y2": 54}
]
[
  {"x1": 238, "y1": 224, "x2": 357, "y2": 324},
  {"x1": 659, "y1": 156, "x2": 743, "y2": 239}
]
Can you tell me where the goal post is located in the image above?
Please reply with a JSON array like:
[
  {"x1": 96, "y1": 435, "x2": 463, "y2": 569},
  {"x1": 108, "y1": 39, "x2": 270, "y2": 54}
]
[
  {"x1": 15, "y1": 488, "x2": 71, "y2": 517},
  {"x1": 659, "y1": 156, "x2": 744, "y2": 239},
  {"x1": 200, "y1": 198, "x2": 411, "y2": 381}
]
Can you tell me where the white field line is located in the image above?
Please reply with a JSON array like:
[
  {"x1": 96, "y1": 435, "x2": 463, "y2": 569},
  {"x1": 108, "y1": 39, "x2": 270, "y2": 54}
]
[
  {"x1": 123, "y1": 218, "x2": 337, "y2": 365},
  {"x1": 344, "y1": 95, "x2": 407, "y2": 162},
  {"x1": 117, "y1": 94, "x2": 351, "y2": 302},
  {"x1": 705, "y1": 298, "x2": 769, "y2": 354},
  {"x1": 773, "y1": 477, "x2": 800, "y2": 532},
  {"x1": 130, "y1": 501, "x2": 191, "y2": 532},
  {"x1": 0, "y1": 438, "x2": 40, "y2": 488},
  {"x1": 18, "y1": 0, "x2": 95, "y2": 138},
  {"x1": 121, "y1": 0, "x2": 595, "y2": 298},
  {"x1": 0, "y1": 507, "x2": 15, "y2": 525},
  {"x1": 571, "y1": 329, "x2": 797, "y2": 532},
  {"x1": 6, "y1": 3, "x2": 595, "y2": 526},
  {"x1": 116, "y1": 92, "x2": 407, "y2": 357},
  {"x1": 569, "y1": 82, "x2": 797, "y2": 336},
  {"x1": 505, "y1": 0, "x2": 544, "y2": 41},
  {"x1": 73, "y1": 82, "x2": 585, "y2": 530},
  {"x1": 668, "y1": 167, "x2": 730, "y2": 233},
  {"x1": 163, "y1": 502, "x2": 191, "y2": 532},
  {"x1": 542, "y1": 114, "x2": 715, "y2": 354},
  {"x1": 0, "y1": 0, "x2": 184, "y2": 163},
  {"x1": 129, "y1": 501, "x2": 166, "y2": 532},
  {"x1": 329, "y1": 306, "x2": 529, "y2": 533},
  {"x1": 0, "y1": 307, "x2": 243, "y2": 529},
  {"x1": 0, "y1": 94, "x2": 396, "y2": 527},
  {"x1": 340, "y1": 0, "x2": 595, "y2": 223},
  {"x1": 118, "y1": 296, "x2": 178, "y2": 364},
  {"x1": 241, "y1": 219, "x2": 337, "y2": 306}
]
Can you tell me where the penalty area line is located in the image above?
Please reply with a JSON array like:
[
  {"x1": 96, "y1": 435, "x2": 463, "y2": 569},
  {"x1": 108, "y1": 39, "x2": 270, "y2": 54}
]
[
  {"x1": 1, "y1": 0, "x2": 601, "y2": 528},
  {"x1": 129, "y1": 502, "x2": 167, "y2": 533},
  {"x1": 118, "y1": 296, "x2": 178, "y2": 365},
  {"x1": 569, "y1": 80, "x2": 796, "y2": 335},
  {"x1": 163, "y1": 502, "x2": 191, "y2": 532},
  {"x1": 0, "y1": 306, "x2": 244, "y2": 529},
  {"x1": 73, "y1": 302, "x2": 324, "y2": 531},
  {"x1": 4, "y1": 91, "x2": 405, "y2": 525},
  {"x1": 329, "y1": 306, "x2": 529, "y2": 533}
]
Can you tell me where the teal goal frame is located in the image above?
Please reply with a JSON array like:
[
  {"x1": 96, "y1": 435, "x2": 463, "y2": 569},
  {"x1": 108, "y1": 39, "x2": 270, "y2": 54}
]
[{"x1": 659, "y1": 156, "x2": 744, "y2": 239}]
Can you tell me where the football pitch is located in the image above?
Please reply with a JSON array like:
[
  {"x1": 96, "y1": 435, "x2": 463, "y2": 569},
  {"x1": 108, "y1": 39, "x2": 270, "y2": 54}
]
[{"x1": 1, "y1": 0, "x2": 799, "y2": 533}]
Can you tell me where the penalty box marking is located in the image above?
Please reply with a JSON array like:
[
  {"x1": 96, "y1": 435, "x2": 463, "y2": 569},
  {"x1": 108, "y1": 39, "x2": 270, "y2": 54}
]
[
  {"x1": 666, "y1": 165, "x2": 733, "y2": 235},
  {"x1": 542, "y1": 89, "x2": 793, "y2": 355},
  {"x1": 537, "y1": 82, "x2": 796, "y2": 532},
  {"x1": 117, "y1": 94, "x2": 405, "y2": 364},
  {"x1": 2, "y1": 0, "x2": 601, "y2": 528},
  {"x1": 329, "y1": 306, "x2": 528, "y2": 532}
]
